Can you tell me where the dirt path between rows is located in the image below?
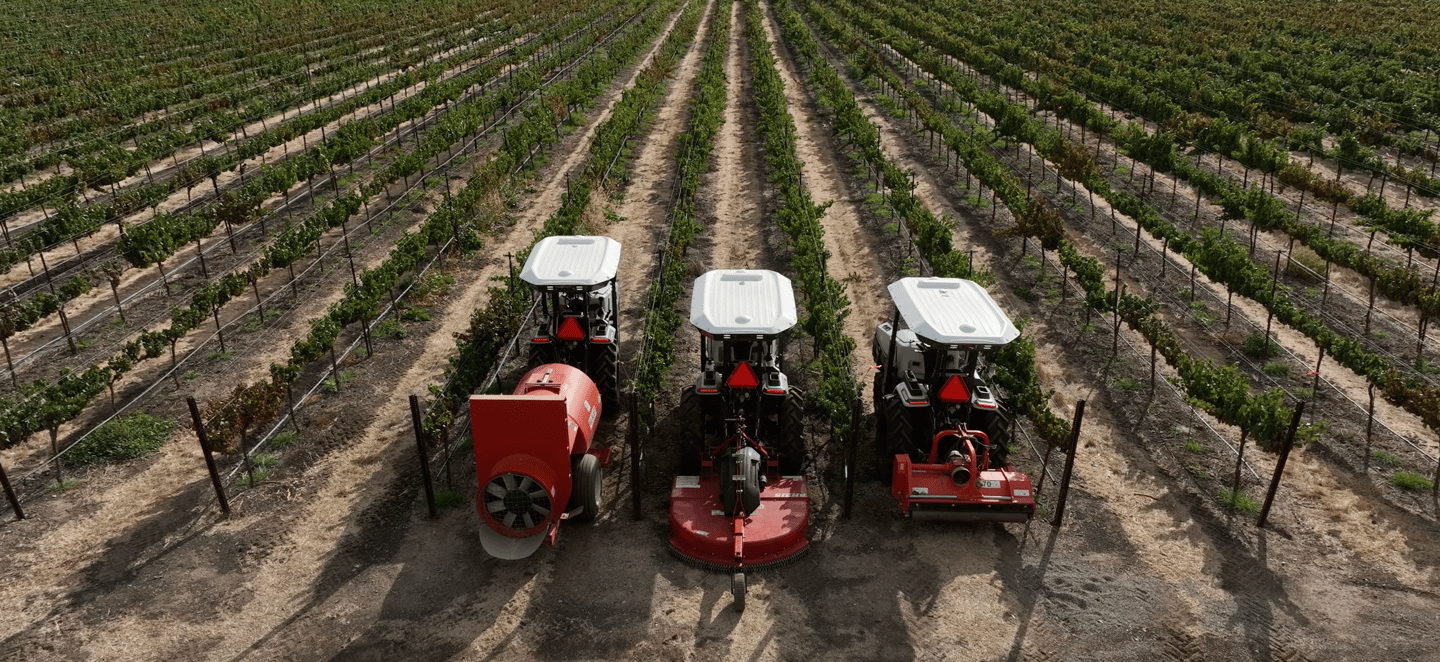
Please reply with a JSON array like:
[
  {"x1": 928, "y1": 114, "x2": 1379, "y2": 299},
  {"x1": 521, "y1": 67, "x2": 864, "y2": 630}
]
[{"x1": 757, "y1": 3, "x2": 889, "y2": 389}]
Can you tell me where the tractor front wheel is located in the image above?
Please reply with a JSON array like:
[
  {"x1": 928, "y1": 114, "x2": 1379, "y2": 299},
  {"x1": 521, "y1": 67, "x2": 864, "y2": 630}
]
[{"x1": 571, "y1": 454, "x2": 602, "y2": 522}]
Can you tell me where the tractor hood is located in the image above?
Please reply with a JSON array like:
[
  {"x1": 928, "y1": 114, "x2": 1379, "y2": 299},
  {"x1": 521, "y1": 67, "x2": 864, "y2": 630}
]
[
  {"x1": 888, "y1": 278, "x2": 1019, "y2": 347},
  {"x1": 520, "y1": 236, "x2": 622, "y2": 287},
  {"x1": 690, "y1": 270, "x2": 797, "y2": 335}
]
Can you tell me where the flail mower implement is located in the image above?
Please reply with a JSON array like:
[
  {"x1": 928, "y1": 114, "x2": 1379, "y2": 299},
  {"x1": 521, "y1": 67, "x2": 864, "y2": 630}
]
[
  {"x1": 521, "y1": 235, "x2": 623, "y2": 410},
  {"x1": 471, "y1": 363, "x2": 609, "y2": 560},
  {"x1": 670, "y1": 270, "x2": 810, "y2": 611},
  {"x1": 873, "y1": 277, "x2": 1036, "y2": 523}
]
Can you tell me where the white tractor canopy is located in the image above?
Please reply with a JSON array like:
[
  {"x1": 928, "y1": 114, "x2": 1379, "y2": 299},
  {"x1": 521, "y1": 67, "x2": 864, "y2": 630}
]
[
  {"x1": 520, "y1": 236, "x2": 622, "y2": 289},
  {"x1": 888, "y1": 277, "x2": 1019, "y2": 348},
  {"x1": 690, "y1": 270, "x2": 797, "y2": 336}
]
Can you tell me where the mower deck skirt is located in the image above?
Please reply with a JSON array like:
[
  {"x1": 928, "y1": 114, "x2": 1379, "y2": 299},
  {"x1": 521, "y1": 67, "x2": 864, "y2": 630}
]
[{"x1": 670, "y1": 475, "x2": 809, "y2": 570}]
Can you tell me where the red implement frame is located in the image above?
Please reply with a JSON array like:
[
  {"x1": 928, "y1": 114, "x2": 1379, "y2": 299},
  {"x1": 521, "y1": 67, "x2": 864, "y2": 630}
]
[{"x1": 891, "y1": 429, "x2": 1036, "y2": 522}]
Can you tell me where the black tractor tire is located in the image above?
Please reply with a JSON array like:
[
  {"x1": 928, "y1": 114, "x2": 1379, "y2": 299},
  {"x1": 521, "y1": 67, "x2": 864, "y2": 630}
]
[
  {"x1": 779, "y1": 392, "x2": 806, "y2": 475},
  {"x1": 571, "y1": 453, "x2": 602, "y2": 522},
  {"x1": 981, "y1": 416, "x2": 1012, "y2": 469},
  {"x1": 527, "y1": 342, "x2": 554, "y2": 371},
  {"x1": 592, "y1": 342, "x2": 620, "y2": 414},
  {"x1": 884, "y1": 395, "x2": 914, "y2": 462},
  {"x1": 677, "y1": 386, "x2": 703, "y2": 475}
]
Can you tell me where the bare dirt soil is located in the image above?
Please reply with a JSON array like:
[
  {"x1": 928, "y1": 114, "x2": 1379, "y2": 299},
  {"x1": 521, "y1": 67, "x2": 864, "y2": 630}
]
[{"x1": 1, "y1": 2, "x2": 1438, "y2": 661}]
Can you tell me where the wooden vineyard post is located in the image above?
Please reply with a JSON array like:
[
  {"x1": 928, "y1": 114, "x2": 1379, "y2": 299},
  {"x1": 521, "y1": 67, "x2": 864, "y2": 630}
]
[
  {"x1": 1150, "y1": 336, "x2": 1158, "y2": 389},
  {"x1": 2, "y1": 337, "x2": 14, "y2": 389},
  {"x1": 843, "y1": 396, "x2": 861, "y2": 520},
  {"x1": 1193, "y1": 188, "x2": 1202, "y2": 227},
  {"x1": 410, "y1": 394, "x2": 438, "y2": 520},
  {"x1": 1113, "y1": 249, "x2": 1122, "y2": 356},
  {"x1": 630, "y1": 391, "x2": 642, "y2": 521},
  {"x1": 1050, "y1": 400, "x2": 1086, "y2": 527},
  {"x1": 1364, "y1": 277, "x2": 1377, "y2": 335},
  {"x1": 1321, "y1": 262, "x2": 1332, "y2": 308},
  {"x1": 58, "y1": 307, "x2": 76, "y2": 354},
  {"x1": 1159, "y1": 237, "x2": 1168, "y2": 280},
  {"x1": 195, "y1": 238, "x2": 209, "y2": 279},
  {"x1": 0, "y1": 444, "x2": 22, "y2": 520},
  {"x1": 213, "y1": 308, "x2": 225, "y2": 353},
  {"x1": 1365, "y1": 383, "x2": 1376, "y2": 456},
  {"x1": 1258, "y1": 403, "x2": 1305, "y2": 528},
  {"x1": 187, "y1": 397, "x2": 230, "y2": 517},
  {"x1": 1230, "y1": 428, "x2": 1250, "y2": 509},
  {"x1": 1264, "y1": 250, "x2": 1281, "y2": 356},
  {"x1": 329, "y1": 347, "x2": 341, "y2": 393}
]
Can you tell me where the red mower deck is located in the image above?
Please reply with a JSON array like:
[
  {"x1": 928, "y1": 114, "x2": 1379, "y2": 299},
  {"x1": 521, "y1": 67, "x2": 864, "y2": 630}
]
[{"x1": 669, "y1": 474, "x2": 810, "y2": 570}]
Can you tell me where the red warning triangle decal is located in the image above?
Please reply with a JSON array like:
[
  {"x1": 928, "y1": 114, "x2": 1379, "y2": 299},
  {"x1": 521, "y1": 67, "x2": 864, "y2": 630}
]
[
  {"x1": 557, "y1": 316, "x2": 586, "y2": 341},
  {"x1": 938, "y1": 375, "x2": 970, "y2": 403},
  {"x1": 727, "y1": 361, "x2": 759, "y2": 389}
]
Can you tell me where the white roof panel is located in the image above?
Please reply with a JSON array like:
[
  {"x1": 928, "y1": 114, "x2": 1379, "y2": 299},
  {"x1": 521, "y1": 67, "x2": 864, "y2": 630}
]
[
  {"x1": 520, "y1": 236, "x2": 622, "y2": 287},
  {"x1": 888, "y1": 277, "x2": 1019, "y2": 346},
  {"x1": 690, "y1": 270, "x2": 797, "y2": 335}
]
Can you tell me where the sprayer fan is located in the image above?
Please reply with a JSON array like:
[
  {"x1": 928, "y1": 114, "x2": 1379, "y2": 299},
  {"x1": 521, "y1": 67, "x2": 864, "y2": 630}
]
[{"x1": 484, "y1": 473, "x2": 553, "y2": 531}]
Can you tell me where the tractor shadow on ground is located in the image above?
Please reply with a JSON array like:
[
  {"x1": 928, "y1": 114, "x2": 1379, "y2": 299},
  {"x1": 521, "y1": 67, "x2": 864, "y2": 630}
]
[
  {"x1": 757, "y1": 487, "x2": 1009, "y2": 662},
  {"x1": 220, "y1": 432, "x2": 523, "y2": 662},
  {"x1": 0, "y1": 476, "x2": 222, "y2": 658}
]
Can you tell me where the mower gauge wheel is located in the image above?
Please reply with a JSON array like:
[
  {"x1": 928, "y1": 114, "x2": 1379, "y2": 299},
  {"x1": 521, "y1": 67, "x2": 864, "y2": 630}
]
[{"x1": 732, "y1": 572, "x2": 746, "y2": 612}]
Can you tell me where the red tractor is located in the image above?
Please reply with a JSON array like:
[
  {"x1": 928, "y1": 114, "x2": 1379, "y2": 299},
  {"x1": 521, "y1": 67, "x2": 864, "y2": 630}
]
[
  {"x1": 520, "y1": 235, "x2": 623, "y2": 410},
  {"x1": 670, "y1": 270, "x2": 809, "y2": 611},
  {"x1": 470, "y1": 362, "x2": 608, "y2": 560},
  {"x1": 873, "y1": 277, "x2": 1036, "y2": 522}
]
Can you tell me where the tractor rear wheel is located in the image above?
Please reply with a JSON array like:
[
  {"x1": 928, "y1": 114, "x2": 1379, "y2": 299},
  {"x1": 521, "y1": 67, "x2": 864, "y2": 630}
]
[
  {"x1": 572, "y1": 454, "x2": 602, "y2": 522},
  {"x1": 883, "y1": 395, "x2": 913, "y2": 462},
  {"x1": 592, "y1": 342, "x2": 620, "y2": 413},
  {"x1": 677, "y1": 386, "x2": 703, "y2": 474},
  {"x1": 527, "y1": 342, "x2": 554, "y2": 371},
  {"x1": 779, "y1": 392, "x2": 806, "y2": 474}
]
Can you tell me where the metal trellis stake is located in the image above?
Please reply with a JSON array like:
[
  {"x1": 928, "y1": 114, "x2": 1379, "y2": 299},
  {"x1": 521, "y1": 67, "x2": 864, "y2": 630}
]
[
  {"x1": 630, "y1": 390, "x2": 642, "y2": 521},
  {"x1": 843, "y1": 396, "x2": 860, "y2": 520},
  {"x1": 411, "y1": 394, "x2": 438, "y2": 520}
]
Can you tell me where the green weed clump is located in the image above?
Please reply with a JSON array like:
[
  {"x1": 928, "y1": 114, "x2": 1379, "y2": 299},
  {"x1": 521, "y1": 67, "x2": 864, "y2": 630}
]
[
  {"x1": 1371, "y1": 450, "x2": 1402, "y2": 466},
  {"x1": 434, "y1": 489, "x2": 464, "y2": 509},
  {"x1": 1216, "y1": 488, "x2": 1260, "y2": 513},
  {"x1": 1242, "y1": 332, "x2": 1277, "y2": 359},
  {"x1": 66, "y1": 412, "x2": 175, "y2": 466},
  {"x1": 1389, "y1": 471, "x2": 1434, "y2": 491}
]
